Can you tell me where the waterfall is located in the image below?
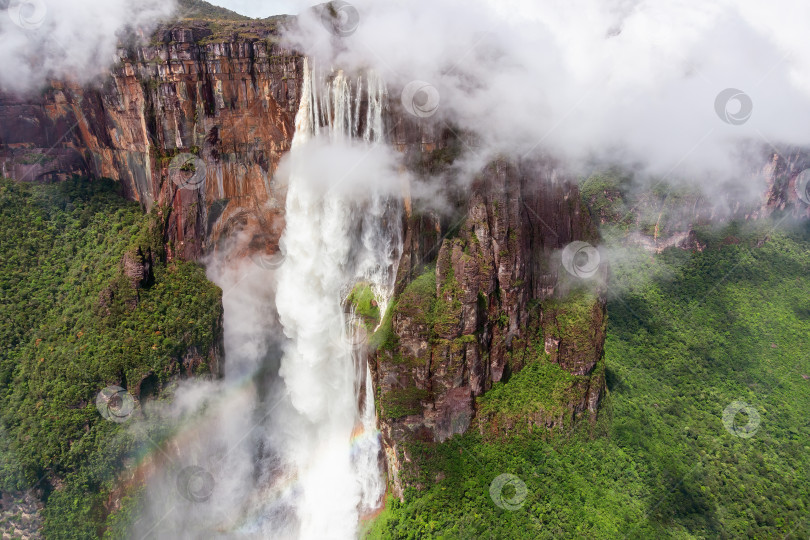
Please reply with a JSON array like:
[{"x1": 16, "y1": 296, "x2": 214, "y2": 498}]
[
  {"x1": 355, "y1": 361, "x2": 384, "y2": 511},
  {"x1": 134, "y1": 58, "x2": 399, "y2": 540},
  {"x1": 273, "y1": 58, "x2": 401, "y2": 538}
]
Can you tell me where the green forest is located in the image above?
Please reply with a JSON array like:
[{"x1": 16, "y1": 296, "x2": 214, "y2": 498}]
[
  {"x1": 0, "y1": 177, "x2": 222, "y2": 537},
  {"x1": 365, "y1": 217, "x2": 810, "y2": 538}
]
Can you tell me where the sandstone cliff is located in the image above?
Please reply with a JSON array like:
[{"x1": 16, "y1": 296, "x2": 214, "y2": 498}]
[
  {"x1": 578, "y1": 148, "x2": 810, "y2": 256},
  {"x1": 762, "y1": 148, "x2": 810, "y2": 218},
  {"x1": 0, "y1": 20, "x2": 301, "y2": 260},
  {"x1": 363, "y1": 151, "x2": 607, "y2": 496}
]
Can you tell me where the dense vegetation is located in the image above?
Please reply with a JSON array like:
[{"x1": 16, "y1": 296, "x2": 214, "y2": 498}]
[
  {"x1": 0, "y1": 177, "x2": 222, "y2": 537},
  {"x1": 2, "y1": 160, "x2": 808, "y2": 539},
  {"x1": 171, "y1": 0, "x2": 296, "y2": 40},
  {"x1": 366, "y1": 219, "x2": 810, "y2": 538},
  {"x1": 176, "y1": 0, "x2": 250, "y2": 21}
]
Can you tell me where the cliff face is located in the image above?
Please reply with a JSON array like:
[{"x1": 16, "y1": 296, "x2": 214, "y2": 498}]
[
  {"x1": 578, "y1": 148, "x2": 810, "y2": 256},
  {"x1": 0, "y1": 23, "x2": 302, "y2": 260},
  {"x1": 369, "y1": 152, "x2": 607, "y2": 495},
  {"x1": 763, "y1": 148, "x2": 810, "y2": 218}
]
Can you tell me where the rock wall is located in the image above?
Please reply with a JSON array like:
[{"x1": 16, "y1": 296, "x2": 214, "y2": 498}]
[
  {"x1": 578, "y1": 147, "x2": 810, "y2": 256},
  {"x1": 368, "y1": 149, "x2": 608, "y2": 497},
  {"x1": 762, "y1": 148, "x2": 810, "y2": 218},
  {"x1": 0, "y1": 23, "x2": 302, "y2": 260}
]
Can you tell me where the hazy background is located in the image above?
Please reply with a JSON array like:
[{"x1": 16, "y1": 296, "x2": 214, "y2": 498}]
[{"x1": 281, "y1": 0, "x2": 810, "y2": 196}]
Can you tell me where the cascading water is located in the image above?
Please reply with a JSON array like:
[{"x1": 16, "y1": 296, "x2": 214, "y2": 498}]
[
  {"x1": 136, "y1": 58, "x2": 401, "y2": 540},
  {"x1": 273, "y1": 58, "x2": 402, "y2": 538}
]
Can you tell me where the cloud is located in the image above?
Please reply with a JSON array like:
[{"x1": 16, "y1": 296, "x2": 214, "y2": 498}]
[
  {"x1": 0, "y1": 0, "x2": 177, "y2": 93},
  {"x1": 274, "y1": 136, "x2": 405, "y2": 197},
  {"x1": 284, "y1": 0, "x2": 810, "y2": 199}
]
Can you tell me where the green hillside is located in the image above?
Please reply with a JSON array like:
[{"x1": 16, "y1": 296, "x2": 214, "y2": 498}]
[
  {"x1": 0, "y1": 177, "x2": 223, "y2": 537},
  {"x1": 365, "y1": 219, "x2": 810, "y2": 538},
  {"x1": 176, "y1": 0, "x2": 251, "y2": 21}
]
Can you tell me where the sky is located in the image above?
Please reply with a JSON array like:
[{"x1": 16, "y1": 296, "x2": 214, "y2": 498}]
[{"x1": 210, "y1": 0, "x2": 303, "y2": 17}]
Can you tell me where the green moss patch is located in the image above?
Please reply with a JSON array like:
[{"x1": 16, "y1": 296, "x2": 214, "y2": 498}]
[
  {"x1": 395, "y1": 270, "x2": 437, "y2": 327},
  {"x1": 381, "y1": 387, "x2": 431, "y2": 421},
  {"x1": 346, "y1": 282, "x2": 381, "y2": 330}
]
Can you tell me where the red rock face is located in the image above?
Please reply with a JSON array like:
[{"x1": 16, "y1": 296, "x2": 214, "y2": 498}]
[
  {"x1": 371, "y1": 152, "x2": 608, "y2": 497},
  {"x1": 762, "y1": 149, "x2": 810, "y2": 218},
  {"x1": 0, "y1": 28, "x2": 302, "y2": 260}
]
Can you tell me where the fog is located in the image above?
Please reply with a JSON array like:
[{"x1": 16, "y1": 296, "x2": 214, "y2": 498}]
[
  {"x1": 0, "y1": 0, "x2": 177, "y2": 93},
  {"x1": 285, "y1": 0, "x2": 810, "y2": 201}
]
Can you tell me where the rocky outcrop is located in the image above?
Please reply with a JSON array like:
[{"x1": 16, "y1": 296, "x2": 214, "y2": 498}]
[
  {"x1": 0, "y1": 491, "x2": 42, "y2": 540},
  {"x1": 370, "y1": 155, "x2": 608, "y2": 496},
  {"x1": 122, "y1": 247, "x2": 155, "y2": 290},
  {"x1": 762, "y1": 148, "x2": 810, "y2": 218},
  {"x1": 0, "y1": 21, "x2": 302, "y2": 260}
]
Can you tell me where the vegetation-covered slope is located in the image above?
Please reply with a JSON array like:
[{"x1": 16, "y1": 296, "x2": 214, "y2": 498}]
[
  {"x1": 176, "y1": 0, "x2": 250, "y2": 21},
  {"x1": 0, "y1": 177, "x2": 223, "y2": 537},
  {"x1": 365, "y1": 220, "x2": 810, "y2": 539}
]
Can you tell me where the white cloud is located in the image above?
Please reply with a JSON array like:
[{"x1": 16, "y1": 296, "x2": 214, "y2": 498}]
[
  {"x1": 0, "y1": 0, "x2": 177, "y2": 93},
  {"x1": 284, "y1": 0, "x2": 810, "y2": 197}
]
